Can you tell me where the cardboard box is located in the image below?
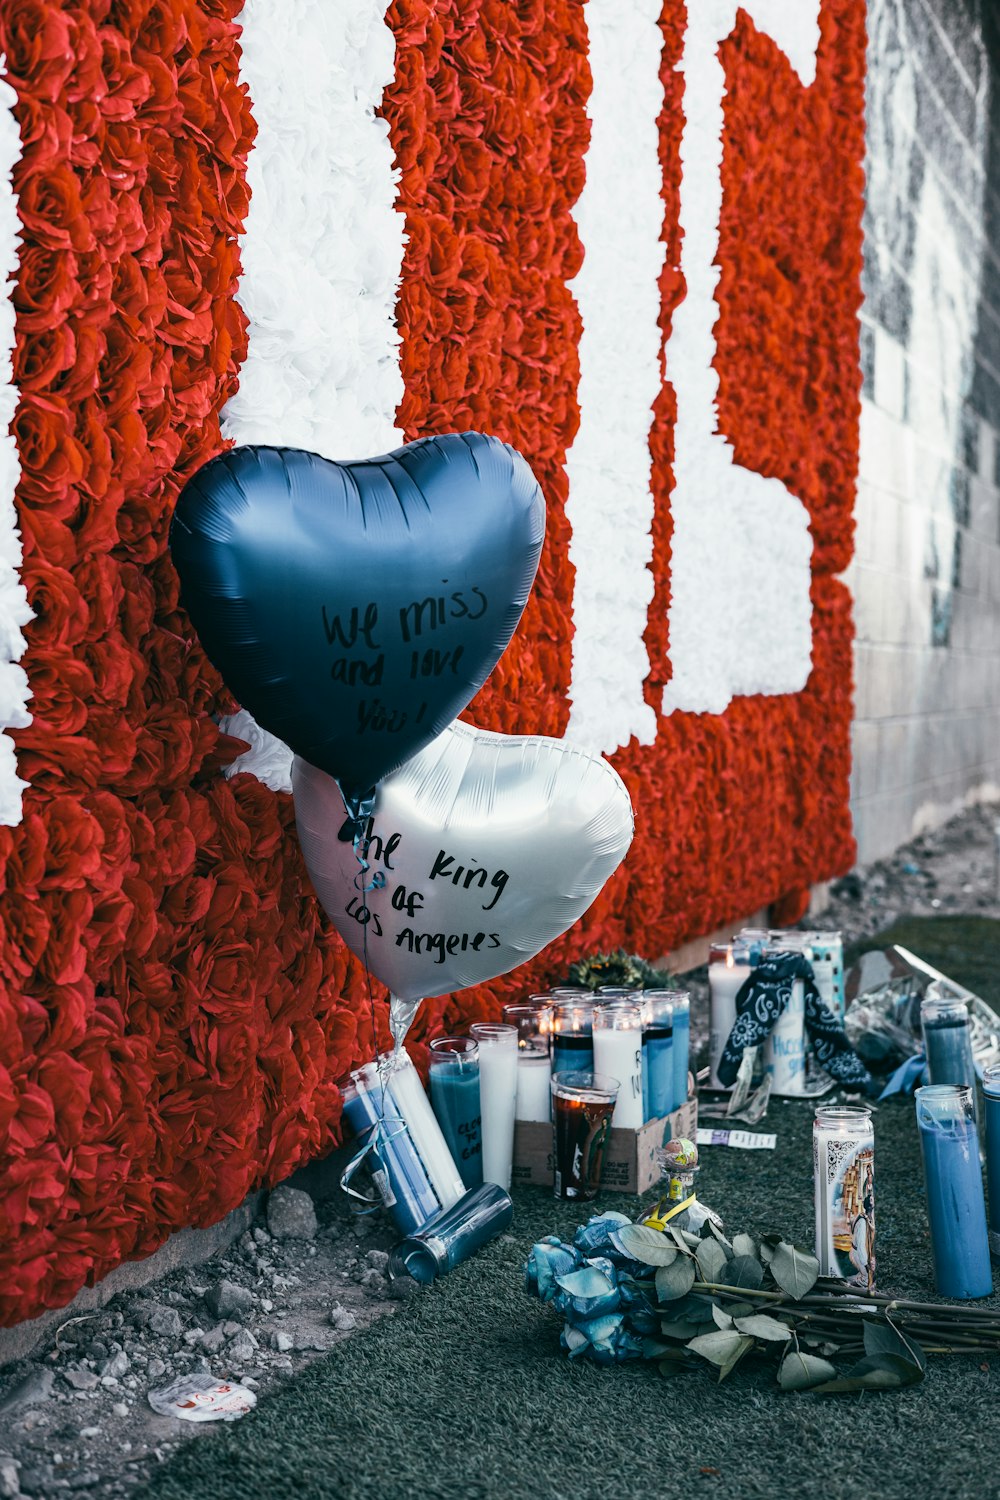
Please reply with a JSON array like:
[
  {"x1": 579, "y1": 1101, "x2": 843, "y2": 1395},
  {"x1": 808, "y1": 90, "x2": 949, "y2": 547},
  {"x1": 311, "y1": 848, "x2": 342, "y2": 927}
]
[{"x1": 512, "y1": 1097, "x2": 698, "y2": 1195}]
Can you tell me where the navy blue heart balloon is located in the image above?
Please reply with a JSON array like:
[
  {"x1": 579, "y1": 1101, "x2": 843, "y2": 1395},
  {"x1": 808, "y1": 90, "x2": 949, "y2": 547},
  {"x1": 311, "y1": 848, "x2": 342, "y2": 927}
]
[{"x1": 170, "y1": 433, "x2": 545, "y2": 802}]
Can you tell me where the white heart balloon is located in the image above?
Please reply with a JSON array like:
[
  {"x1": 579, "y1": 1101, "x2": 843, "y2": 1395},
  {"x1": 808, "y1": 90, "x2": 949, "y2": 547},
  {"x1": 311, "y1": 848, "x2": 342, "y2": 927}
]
[{"x1": 292, "y1": 720, "x2": 634, "y2": 1005}]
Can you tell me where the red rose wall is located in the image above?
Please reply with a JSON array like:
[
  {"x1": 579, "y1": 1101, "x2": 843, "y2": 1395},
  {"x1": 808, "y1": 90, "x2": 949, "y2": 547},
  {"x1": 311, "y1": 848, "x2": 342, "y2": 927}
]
[{"x1": 0, "y1": 0, "x2": 865, "y2": 1324}]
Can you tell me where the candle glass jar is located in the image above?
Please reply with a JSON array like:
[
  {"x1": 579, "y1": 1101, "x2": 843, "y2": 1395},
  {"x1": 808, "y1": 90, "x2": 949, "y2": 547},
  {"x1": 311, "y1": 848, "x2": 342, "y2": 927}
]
[
  {"x1": 813, "y1": 1105, "x2": 875, "y2": 1291},
  {"x1": 389, "y1": 1183, "x2": 514, "y2": 1283},
  {"x1": 551, "y1": 1071, "x2": 619, "y2": 1200},
  {"x1": 551, "y1": 999, "x2": 595, "y2": 1077},
  {"x1": 428, "y1": 1038, "x2": 483, "y2": 1193},
  {"x1": 921, "y1": 994, "x2": 979, "y2": 1124},
  {"x1": 503, "y1": 1003, "x2": 554, "y2": 1124},
  {"x1": 592, "y1": 1001, "x2": 644, "y2": 1129},
  {"x1": 708, "y1": 942, "x2": 751, "y2": 1090},
  {"x1": 984, "y1": 1063, "x2": 1000, "y2": 1261},
  {"x1": 641, "y1": 991, "x2": 679, "y2": 1119},
  {"x1": 469, "y1": 1023, "x2": 519, "y2": 1191},
  {"x1": 340, "y1": 1075, "x2": 440, "y2": 1236},
  {"x1": 915, "y1": 1085, "x2": 992, "y2": 1299}
]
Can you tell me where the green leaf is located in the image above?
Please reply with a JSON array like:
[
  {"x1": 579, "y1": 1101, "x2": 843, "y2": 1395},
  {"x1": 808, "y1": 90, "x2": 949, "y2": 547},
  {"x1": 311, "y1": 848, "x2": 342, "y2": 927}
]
[
  {"x1": 665, "y1": 1225, "x2": 701, "y2": 1252},
  {"x1": 641, "y1": 1336, "x2": 676, "y2": 1360},
  {"x1": 659, "y1": 1318, "x2": 709, "y2": 1341},
  {"x1": 734, "y1": 1313, "x2": 793, "y2": 1342},
  {"x1": 778, "y1": 1350, "x2": 837, "y2": 1391},
  {"x1": 687, "y1": 1329, "x2": 746, "y2": 1367},
  {"x1": 655, "y1": 1257, "x2": 696, "y2": 1302},
  {"x1": 613, "y1": 1224, "x2": 679, "y2": 1266},
  {"x1": 769, "y1": 1242, "x2": 820, "y2": 1300},
  {"x1": 722, "y1": 1254, "x2": 764, "y2": 1290},
  {"x1": 759, "y1": 1232, "x2": 782, "y2": 1265},
  {"x1": 717, "y1": 1335, "x2": 755, "y2": 1383},
  {"x1": 862, "y1": 1319, "x2": 927, "y2": 1372},
  {"x1": 711, "y1": 1303, "x2": 734, "y2": 1331},
  {"x1": 695, "y1": 1239, "x2": 728, "y2": 1285},
  {"x1": 812, "y1": 1353, "x2": 925, "y2": 1394},
  {"x1": 723, "y1": 1300, "x2": 757, "y2": 1320},
  {"x1": 732, "y1": 1233, "x2": 756, "y2": 1259},
  {"x1": 705, "y1": 1220, "x2": 733, "y2": 1256}
]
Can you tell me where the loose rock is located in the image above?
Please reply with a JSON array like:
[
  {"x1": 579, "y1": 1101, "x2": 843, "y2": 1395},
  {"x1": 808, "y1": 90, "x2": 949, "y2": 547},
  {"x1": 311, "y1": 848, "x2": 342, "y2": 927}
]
[
  {"x1": 266, "y1": 1185, "x2": 318, "y2": 1241},
  {"x1": 100, "y1": 1351, "x2": 130, "y2": 1380},
  {"x1": 62, "y1": 1368, "x2": 99, "y2": 1392},
  {"x1": 204, "y1": 1279, "x2": 253, "y2": 1320},
  {"x1": 0, "y1": 1456, "x2": 19, "y2": 1500},
  {"x1": 0, "y1": 1368, "x2": 54, "y2": 1414},
  {"x1": 328, "y1": 1305, "x2": 357, "y2": 1331},
  {"x1": 146, "y1": 1306, "x2": 182, "y2": 1338},
  {"x1": 200, "y1": 1324, "x2": 227, "y2": 1354}
]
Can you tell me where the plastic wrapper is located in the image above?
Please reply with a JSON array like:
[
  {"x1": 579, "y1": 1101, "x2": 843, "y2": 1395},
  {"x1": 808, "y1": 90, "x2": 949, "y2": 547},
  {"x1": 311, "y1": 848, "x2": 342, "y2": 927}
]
[
  {"x1": 147, "y1": 1375, "x2": 256, "y2": 1422},
  {"x1": 844, "y1": 945, "x2": 1000, "y2": 1075}
]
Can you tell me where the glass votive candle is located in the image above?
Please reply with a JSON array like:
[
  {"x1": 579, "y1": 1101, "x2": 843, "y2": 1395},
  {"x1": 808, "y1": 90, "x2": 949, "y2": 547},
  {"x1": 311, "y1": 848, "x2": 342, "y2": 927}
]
[
  {"x1": 468, "y1": 1022, "x2": 518, "y2": 1191},
  {"x1": 708, "y1": 942, "x2": 751, "y2": 1090},
  {"x1": 916, "y1": 1084, "x2": 992, "y2": 1299},
  {"x1": 551, "y1": 999, "x2": 595, "y2": 1077},
  {"x1": 984, "y1": 1063, "x2": 1000, "y2": 1261},
  {"x1": 551, "y1": 1071, "x2": 619, "y2": 1200},
  {"x1": 503, "y1": 1002, "x2": 554, "y2": 1124},
  {"x1": 428, "y1": 1037, "x2": 483, "y2": 1193},
  {"x1": 592, "y1": 1001, "x2": 644, "y2": 1129},
  {"x1": 642, "y1": 990, "x2": 680, "y2": 1119}
]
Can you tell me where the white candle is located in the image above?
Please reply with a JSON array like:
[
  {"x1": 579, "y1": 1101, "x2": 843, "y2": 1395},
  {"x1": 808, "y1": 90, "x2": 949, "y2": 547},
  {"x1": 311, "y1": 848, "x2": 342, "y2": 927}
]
[
  {"x1": 763, "y1": 978, "x2": 807, "y2": 1095},
  {"x1": 592, "y1": 1003, "x2": 644, "y2": 1129},
  {"x1": 373, "y1": 1052, "x2": 465, "y2": 1209},
  {"x1": 470, "y1": 1023, "x2": 519, "y2": 1190},
  {"x1": 708, "y1": 946, "x2": 751, "y2": 1089},
  {"x1": 515, "y1": 1044, "x2": 552, "y2": 1123}
]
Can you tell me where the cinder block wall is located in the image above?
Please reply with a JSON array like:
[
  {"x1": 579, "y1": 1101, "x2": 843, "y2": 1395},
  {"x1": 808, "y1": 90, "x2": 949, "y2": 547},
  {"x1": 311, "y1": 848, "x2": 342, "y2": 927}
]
[{"x1": 852, "y1": 0, "x2": 1000, "y2": 863}]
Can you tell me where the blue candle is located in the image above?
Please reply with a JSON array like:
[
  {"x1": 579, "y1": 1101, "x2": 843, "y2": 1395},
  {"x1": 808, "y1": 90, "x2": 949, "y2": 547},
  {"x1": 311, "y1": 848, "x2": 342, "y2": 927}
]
[
  {"x1": 915, "y1": 1085, "x2": 993, "y2": 1300},
  {"x1": 642, "y1": 991, "x2": 675, "y2": 1119},
  {"x1": 984, "y1": 1065, "x2": 1000, "y2": 1261},
  {"x1": 921, "y1": 994, "x2": 979, "y2": 1127},
  {"x1": 671, "y1": 991, "x2": 691, "y2": 1110},
  {"x1": 341, "y1": 1075, "x2": 440, "y2": 1235},
  {"x1": 428, "y1": 1038, "x2": 483, "y2": 1192},
  {"x1": 551, "y1": 1001, "x2": 594, "y2": 1079}
]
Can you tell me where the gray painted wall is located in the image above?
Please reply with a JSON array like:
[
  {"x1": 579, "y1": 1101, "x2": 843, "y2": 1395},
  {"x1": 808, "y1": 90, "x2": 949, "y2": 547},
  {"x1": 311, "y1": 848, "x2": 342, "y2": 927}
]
[{"x1": 852, "y1": 0, "x2": 1000, "y2": 863}]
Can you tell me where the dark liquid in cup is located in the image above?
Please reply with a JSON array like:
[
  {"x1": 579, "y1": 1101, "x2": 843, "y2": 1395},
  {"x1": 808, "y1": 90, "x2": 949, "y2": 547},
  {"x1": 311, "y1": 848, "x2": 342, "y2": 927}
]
[{"x1": 553, "y1": 1091, "x2": 615, "y2": 1199}]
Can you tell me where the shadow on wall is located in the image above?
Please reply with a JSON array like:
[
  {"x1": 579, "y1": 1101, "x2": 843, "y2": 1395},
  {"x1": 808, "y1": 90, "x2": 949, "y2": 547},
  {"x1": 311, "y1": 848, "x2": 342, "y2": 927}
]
[{"x1": 864, "y1": 0, "x2": 997, "y2": 648}]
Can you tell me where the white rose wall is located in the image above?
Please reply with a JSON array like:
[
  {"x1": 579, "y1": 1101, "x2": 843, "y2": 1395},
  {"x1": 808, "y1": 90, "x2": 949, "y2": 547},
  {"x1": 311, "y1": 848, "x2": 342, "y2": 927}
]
[{"x1": 0, "y1": 0, "x2": 866, "y2": 1324}]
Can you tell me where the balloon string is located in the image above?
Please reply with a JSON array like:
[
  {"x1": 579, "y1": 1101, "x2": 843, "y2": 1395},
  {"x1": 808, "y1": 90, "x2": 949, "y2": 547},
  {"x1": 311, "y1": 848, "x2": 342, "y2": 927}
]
[{"x1": 342, "y1": 789, "x2": 387, "y2": 1119}]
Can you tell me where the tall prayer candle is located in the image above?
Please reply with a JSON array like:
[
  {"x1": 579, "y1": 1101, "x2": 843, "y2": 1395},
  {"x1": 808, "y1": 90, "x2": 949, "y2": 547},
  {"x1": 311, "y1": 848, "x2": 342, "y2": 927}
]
[
  {"x1": 551, "y1": 1000, "x2": 595, "y2": 1077},
  {"x1": 671, "y1": 991, "x2": 690, "y2": 1108},
  {"x1": 813, "y1": 1105, "x2": 875, "y2": 1291},
  {"x1": 641, "y1": 991, "x2": 676, "y2": 1118},
  {"x1": 592, "y1": 1002, "x2": 644, "y2": 1129},
  {"x1": 807, "y1": 930, "x2": 845, "y2": 1019},
  {"x1": 364, "y1": 1054, "x2": 465, "y2": 1210},
  {"x1": 916, "y1": 1085, "x2": 992, "y2": 1299},
  {"x1": 921, "y1": 993, "x2": 979, "y2": 1124},
  {"x1": 341, "y1": 1075, "x2": 440, "y2": 1236},
  {"x1": 428, "y1": 1037, "x2": 483, "y2": 1193},
  {"x1": 469, "y1": 1023, "x2": 519, "y2": 1191},
  {"x1": 502, "y1": 1002, "x2": 554, "y2": 1124},
  {"x1": 708, "y1": 944, "x2": 750, "y2": 1089},
  {"x1": 985, "y1": 1064, "x2": 1000, "y2": 1261},
  {"x1": 762, "y1": 930, "x2": 809, "y2": 1096}
]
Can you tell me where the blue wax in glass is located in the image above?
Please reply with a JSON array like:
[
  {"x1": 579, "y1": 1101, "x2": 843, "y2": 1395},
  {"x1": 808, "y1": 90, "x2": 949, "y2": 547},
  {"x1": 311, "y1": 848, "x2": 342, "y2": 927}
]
[
  {"x1": 645, "y1": 1026, "x2": 674, "y2": 1118},
  {"x1": 985, "y1": 1088, "x2": 1000, "y2": 1257},
  {"x1": 429, "y1": 1065, "x2": 483, "y2": 1192},
  {"x1": 552, "y1": 1032, "x2": 594, "y2": 1078},
  {"x1": 341, "y1": 1084, "x2": 440, "y2": 1236},
  {"x1": 924, "y1": 1014, "x2": 977, "y2": 1088},
  {"x1": 918, "y1": 1112, "x2": 993, "y2": 1299},
  {"x1": 672, "y1": 1003, "x2": 690, "y2": 1110}
]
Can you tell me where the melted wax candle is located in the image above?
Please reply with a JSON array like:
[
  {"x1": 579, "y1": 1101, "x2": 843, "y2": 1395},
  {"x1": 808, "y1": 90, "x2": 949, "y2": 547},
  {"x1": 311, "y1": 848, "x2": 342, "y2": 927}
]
[
  {"x1": 551, "y1": 1000, "x2": 594, "y2": 1077},
  {"x1": 428, "y1": 1037, "x2": 483, "y2": 1193}
]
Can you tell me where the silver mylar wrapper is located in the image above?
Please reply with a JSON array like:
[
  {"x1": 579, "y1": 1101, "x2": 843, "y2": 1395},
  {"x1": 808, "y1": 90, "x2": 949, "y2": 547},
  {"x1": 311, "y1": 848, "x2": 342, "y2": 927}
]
[{"x1": 292, "y1": 720, "x2": 634, "y2": 1007}]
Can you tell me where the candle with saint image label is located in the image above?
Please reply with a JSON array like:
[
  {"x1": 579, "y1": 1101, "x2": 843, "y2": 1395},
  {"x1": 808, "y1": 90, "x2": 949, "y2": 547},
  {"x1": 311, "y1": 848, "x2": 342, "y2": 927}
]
[
  {"x1": 592, "y1": 1001, "x2": 644, "y2": 1129},
  {"x1": 813, "y1": 1105, "x2": 875, "y2": 1291},
  {"x1": 469, "y1": 1022, "x2": 518, "y2": 1191}
]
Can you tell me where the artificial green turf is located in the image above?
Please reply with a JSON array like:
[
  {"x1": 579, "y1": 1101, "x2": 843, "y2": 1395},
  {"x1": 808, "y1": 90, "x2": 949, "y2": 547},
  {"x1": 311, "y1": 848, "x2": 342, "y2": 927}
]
[{"x1": 139, "y1": 1093, "x2": 1000, "y2": 1500}]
